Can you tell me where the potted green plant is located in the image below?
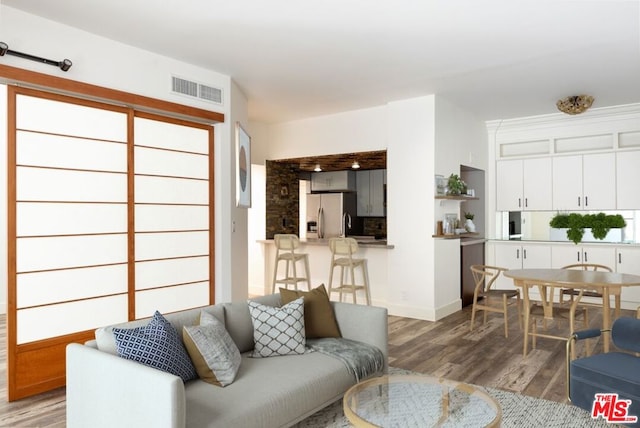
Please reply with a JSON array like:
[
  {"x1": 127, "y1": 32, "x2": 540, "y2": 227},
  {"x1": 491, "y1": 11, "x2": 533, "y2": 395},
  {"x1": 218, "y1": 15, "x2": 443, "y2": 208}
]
[
  {"x1": 446, "y1": 174, "x2": 466, "y2": 196},
  {"x1": 464, "y1": 212, "x2": 476, "y2": 233},
  {"x1": 549, "y1": 212, "x2": 626, "y2": 244}
]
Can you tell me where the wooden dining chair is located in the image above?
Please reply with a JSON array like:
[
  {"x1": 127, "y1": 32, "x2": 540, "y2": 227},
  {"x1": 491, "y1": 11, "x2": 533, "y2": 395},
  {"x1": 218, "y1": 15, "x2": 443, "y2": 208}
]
[
  {"x1": 529, "y1": 283, "x2": 588, "y2": 359},
  {"x1": 469, "y1": 265, "x2": 521, "y2": 338},
  {"x1": 559, "y1": 263, "x2": 616, "y2": 326}
]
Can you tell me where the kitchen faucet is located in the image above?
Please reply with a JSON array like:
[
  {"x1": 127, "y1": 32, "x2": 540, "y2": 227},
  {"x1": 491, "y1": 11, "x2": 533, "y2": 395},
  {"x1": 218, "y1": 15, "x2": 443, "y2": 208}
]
[{"x1": 340, "y1": 212, "x2": 352, "y2": 237}]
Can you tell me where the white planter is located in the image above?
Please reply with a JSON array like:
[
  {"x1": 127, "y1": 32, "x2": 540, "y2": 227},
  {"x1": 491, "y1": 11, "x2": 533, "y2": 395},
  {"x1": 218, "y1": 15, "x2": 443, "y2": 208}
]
[{"x1": 550, "y1": 228, "x2": 624, "y2": 243}]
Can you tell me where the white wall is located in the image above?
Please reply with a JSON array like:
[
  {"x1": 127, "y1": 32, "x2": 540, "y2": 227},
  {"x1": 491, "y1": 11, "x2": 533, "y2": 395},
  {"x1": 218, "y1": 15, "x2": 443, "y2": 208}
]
[
  {"x1": 433, "y1": 97, "x2": 489, "y2": 314},
  {"x1": 248, "y1": 165, "x2": 266, "y2": 296},
  {"x1": 268, "y1": 105, "x2": 387, "y2": 158},
  {"x1": 385, "y1": 96, "x2": 438, "y2": 318},
  {"x1": 0, "y1": 6, "x2": 246, "y2": 311},
  {"x1": 0, "y1": 7, "x2": 230, "y2": 114},
  {"x1": 221, "y1": 81, "x2": 250, "y2": 302},
  {"x1": 252, "y1": 95, "x2": 486, "y2": 320}
]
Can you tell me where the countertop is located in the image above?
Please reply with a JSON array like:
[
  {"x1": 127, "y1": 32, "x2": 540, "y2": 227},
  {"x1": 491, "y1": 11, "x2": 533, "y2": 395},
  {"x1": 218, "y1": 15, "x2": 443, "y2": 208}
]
[
  {"x1": 489, "y1": 238, "x2": 639, "y2": 246},
  {"x1": 259, "y1": 237, "x2": 394, "y2": 249}
]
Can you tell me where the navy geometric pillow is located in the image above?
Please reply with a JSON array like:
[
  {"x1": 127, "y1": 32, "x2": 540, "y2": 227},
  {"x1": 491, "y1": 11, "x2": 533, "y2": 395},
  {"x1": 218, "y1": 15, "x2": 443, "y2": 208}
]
[{"x1": 113, "y1": 311, "x2": 197, "y2": 382}]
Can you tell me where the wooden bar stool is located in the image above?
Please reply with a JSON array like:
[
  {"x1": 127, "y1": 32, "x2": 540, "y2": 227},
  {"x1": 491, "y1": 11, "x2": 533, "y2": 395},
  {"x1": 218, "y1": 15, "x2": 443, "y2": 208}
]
[
  {"x1": 327, "y1": 237, "x2": 371, "y2": 305},
  {"x1": 271, "y1": 234, "x2": 311, "y2": 293}
]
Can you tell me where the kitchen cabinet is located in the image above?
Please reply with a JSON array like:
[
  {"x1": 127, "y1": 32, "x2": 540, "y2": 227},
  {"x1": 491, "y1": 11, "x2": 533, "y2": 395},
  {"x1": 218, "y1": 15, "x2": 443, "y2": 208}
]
[
  {"x1": 552, "y1": 153, "x2": 615, "y2": 210},
  {"x1": 496, "y1": 158, "x2": 552, "y2": 211},
  {"x1": 493, "y1": 242, "x2": 551, "y2": 290},
  {"x1": 311, "y1": 171, "x2": 356, "y2": 192},
  {"x1": 550, "y1": 244, "x2": 616, "y2": 269},
  {"x1": 356, "y1": 169, "x2": 386, "y2": 217},
  {"x1": 616, "y1": 150, "x2": 640, "y2": 209},
  {"x1": 461, "y1": 239, "x2": 485, "y2": 307},
  {"x1": 615, "y1": 247, "x2": 640, "y2": 307}
]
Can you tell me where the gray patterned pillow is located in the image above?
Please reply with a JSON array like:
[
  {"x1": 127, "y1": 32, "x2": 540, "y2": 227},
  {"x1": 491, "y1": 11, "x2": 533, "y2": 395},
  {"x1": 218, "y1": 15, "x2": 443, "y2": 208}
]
[
  {"x1": 183, "y1": 311, "x2": 241, "y2": 387},
  {"x1": 248, "y1": 297, "x2": 306, "y2": 357}
]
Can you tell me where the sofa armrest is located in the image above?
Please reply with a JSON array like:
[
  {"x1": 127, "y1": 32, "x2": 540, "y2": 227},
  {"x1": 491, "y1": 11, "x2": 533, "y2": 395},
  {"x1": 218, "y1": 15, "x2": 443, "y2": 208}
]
[
  {"x1": 331, "y1": 302, "x2": 388, "y2": 371},
  {"x1": 66, "y1": 343, "x2": 186, "y2": 428}
]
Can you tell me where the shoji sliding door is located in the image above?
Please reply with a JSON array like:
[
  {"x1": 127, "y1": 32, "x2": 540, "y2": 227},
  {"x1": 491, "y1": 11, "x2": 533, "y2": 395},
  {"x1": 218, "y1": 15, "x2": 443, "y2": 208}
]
[
  {"x1": 133, "y1": 113, "x2": 214, "y2": 318},
  {"x1": 9, "y1": 88, "x2": 130, "y2": 400},
  {"x1": 7, "y1": 87, "x2": 214, "y2": 400}
]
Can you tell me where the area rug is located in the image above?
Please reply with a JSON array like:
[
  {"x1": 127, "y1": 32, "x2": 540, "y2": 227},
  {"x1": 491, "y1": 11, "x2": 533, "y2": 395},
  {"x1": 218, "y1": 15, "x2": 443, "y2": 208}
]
[{"x1": 295, "y1": 367, "x2": 615, "y2": 427}]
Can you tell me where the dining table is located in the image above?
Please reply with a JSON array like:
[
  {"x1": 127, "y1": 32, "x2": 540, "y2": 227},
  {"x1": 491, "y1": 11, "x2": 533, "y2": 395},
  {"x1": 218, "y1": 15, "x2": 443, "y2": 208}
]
[{"x1": 503, "y1": 268, "x2": 640, "y2": 355}]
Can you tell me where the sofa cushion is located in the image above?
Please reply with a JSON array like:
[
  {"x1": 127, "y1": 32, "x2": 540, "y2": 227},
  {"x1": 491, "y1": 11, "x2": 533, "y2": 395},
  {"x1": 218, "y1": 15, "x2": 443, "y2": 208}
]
[
  {"x1": 280, "y1": 284, "x2": 341, "y2": 339},
  {"x1": 248, "y1": 297, "x2": 306, "y2": 357},
  {"x1": 223, "y1": 294, "x2": 282, "y2": 353},
  {"x1": 183, "y1": 311, "x2": 241, "y2": 387},
  {"x1": 96, "y1": 305, "x2": 224, "y2": 355},
  {"x1": 184, "y1": 351, "x2": 357, "y2": 428},
  {"x1": 113, "y1": 311, "x2": 197, "y2": 382}
]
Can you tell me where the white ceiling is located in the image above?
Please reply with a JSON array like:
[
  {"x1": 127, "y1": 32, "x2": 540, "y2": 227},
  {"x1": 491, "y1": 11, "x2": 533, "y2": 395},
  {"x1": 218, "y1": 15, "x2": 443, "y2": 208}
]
[{"x1": 4, "y1": 0, "x2": 640, "y2": 123}]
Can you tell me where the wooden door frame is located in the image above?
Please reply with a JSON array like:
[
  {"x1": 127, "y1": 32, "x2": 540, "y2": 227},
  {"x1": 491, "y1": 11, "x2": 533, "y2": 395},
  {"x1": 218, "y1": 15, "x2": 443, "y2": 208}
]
[{"x1": 3, "y1": 65, "x2": 222, "y2": 400}]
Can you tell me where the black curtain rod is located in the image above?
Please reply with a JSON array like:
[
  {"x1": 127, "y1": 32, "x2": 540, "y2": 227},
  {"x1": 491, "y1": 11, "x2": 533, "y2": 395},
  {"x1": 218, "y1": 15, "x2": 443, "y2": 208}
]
[{"x1": 0, "y1": 42, "x2": 72, "y2": 72}]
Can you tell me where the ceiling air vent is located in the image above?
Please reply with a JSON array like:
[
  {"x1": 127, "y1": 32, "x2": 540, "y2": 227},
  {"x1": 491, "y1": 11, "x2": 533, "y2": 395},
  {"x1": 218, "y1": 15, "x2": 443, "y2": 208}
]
[{"x1": 171, "y1": 75, "x2": 223, "y2": 105}]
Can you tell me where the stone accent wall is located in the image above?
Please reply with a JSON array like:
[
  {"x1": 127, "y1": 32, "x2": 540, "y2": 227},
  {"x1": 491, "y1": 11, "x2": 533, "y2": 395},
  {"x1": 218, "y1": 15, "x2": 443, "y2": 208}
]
[
  {"x1": 266, "y1": 160, "x2": 300, "y2": 239},
  {"x1": 363, "y1": 217, "x2": 387, "y2": 236}
]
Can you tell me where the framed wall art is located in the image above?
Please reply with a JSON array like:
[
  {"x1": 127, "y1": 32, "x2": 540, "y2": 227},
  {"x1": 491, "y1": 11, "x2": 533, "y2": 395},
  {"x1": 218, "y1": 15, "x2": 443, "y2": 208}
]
[{"x1": 235, "y1": 121, "x2": 252, "y2": 208}]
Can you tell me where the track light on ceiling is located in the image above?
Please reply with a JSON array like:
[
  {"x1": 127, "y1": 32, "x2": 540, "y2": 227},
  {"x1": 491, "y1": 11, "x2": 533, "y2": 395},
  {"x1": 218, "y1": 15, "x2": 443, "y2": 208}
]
[
  {"x1": 351, "y1": 161, "x2": 360, "y2": 169},
  {"x1": 556, "y1": 94, "x2": 594, "y2": 115},
  {"x1": 314, "y1": 164, "x2": 322, "y2": 172},
  {"x1": 0, "y1": 41, "x2": 72, "y2": 72}
]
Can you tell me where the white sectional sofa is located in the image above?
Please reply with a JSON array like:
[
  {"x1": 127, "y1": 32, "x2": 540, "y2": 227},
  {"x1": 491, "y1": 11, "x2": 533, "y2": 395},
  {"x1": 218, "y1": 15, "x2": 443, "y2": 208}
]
[{"x1": 66, "y1": 294, "x2": 388, "y2": 428}]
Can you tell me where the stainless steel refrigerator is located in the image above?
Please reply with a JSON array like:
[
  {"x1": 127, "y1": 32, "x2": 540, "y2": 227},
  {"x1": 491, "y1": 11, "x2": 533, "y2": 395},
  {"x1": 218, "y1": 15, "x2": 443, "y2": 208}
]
[{"x1": 306, "y1": 193, "x2": 358, "y2": 239}]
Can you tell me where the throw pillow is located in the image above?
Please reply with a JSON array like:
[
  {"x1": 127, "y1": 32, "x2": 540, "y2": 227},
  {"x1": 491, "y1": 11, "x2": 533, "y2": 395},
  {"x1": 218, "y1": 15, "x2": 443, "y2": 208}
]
[
  {"x1": 183, "y1": 311, "x2": 241, "y2": 387},
  {"x1": 280, "y1": 284, "x2": 341, "y2": 339},
  {"x1": 113, "y1": 311, "x2": 197, "y2": 382},
  {"x1": 248, "y1": 297, "x2": 306, "y2": 358}
]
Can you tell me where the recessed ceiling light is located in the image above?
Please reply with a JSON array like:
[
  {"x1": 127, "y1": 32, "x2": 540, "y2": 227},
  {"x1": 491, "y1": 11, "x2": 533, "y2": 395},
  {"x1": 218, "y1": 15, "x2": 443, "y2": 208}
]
[
  {"x1": 314, "y1": 164, "x2": 322, "y2": 172},
  {"x1": 351, "y1": 161, "x2": 360, "y2": 169}
]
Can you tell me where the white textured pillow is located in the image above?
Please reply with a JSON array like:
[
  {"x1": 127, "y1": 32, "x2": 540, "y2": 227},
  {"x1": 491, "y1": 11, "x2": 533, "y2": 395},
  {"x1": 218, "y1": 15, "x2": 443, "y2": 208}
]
[
  {"x1": 248, "y1": 297, "x2": 306, "y2": 358},
  {"x1": 183, "y1": 311, "x2": 241, "y2": 386}
]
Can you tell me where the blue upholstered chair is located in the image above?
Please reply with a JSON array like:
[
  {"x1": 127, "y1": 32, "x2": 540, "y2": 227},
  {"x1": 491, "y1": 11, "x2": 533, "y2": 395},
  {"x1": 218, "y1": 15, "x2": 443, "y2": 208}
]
[{"x1": 567, "y1": 317, "x2": 640, "y2": 426}]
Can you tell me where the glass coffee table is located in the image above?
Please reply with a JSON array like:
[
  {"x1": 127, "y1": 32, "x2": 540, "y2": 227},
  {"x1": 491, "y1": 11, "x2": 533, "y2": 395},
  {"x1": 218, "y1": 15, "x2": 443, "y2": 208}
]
[{"x1": 343, "y1": 375, "x2": 501, "y2": 427}]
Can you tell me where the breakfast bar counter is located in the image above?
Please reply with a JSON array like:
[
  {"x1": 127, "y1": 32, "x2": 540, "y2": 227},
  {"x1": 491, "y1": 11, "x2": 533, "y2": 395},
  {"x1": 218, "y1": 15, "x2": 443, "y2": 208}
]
[{"x1": 258, "y1": 237, "x2": 392, "y2": 302}]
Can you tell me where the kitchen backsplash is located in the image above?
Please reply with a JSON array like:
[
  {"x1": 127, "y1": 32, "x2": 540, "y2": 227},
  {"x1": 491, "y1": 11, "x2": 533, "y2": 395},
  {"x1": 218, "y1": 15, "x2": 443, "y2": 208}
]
[{"x1": 363, "y1": 217, "x2": 387, "y2": 236}]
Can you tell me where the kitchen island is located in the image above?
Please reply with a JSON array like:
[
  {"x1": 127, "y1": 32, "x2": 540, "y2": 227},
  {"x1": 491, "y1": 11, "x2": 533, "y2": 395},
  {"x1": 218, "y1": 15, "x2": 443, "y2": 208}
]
[{"x1": 257, "y1": 237, "x2": 393, "y2": 304}]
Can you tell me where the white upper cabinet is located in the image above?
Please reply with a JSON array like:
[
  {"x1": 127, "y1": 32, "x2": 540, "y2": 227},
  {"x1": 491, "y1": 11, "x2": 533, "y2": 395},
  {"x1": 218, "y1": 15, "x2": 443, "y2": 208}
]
[
  {"x1": 583, "y1": 153, "x2": 616, "y2": 210},
  {"x1": 617, "y1": 151, "x2": 640, "y2": 210},
  {"x1": 496, "y1": 158, "x2": 552, "y2": 211},
  {"x1": 552, "y1": 156, "x2": 582, "y2": 210},
  {"x1": 496, "y1": 160, "x2": 522, "y2": 211},
  {"x1": 552, "y1": 153, "x2": 615, "y2": 211},
  {"x1": 356, "y1": 169, "x2": 386, "y2": 217}
]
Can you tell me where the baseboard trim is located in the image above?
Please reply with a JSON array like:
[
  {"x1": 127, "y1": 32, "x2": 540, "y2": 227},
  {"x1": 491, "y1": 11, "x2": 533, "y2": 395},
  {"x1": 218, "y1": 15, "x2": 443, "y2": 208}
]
[
  {"x1": 435, "y1": 299, "x2": 462, "y2": 321},
  {"x1": 386, "y1": 302, "x2": 435, "y2": 321}
]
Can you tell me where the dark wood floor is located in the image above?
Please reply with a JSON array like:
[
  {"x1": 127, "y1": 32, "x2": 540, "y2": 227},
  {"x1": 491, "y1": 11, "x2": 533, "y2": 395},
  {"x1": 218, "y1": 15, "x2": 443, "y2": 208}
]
[{"x1": 0, "y1": 305, "x2": 633, "y2": 426}]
